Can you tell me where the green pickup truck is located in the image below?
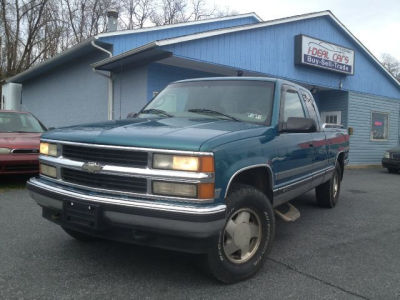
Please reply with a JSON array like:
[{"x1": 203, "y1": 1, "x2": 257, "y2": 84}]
[{"x1": 28, "y1": 77, "x2": 349, "y2": 283}]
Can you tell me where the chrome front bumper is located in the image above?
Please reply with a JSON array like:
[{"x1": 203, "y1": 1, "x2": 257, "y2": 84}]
[{"x1": 27, "y1": 177, "x2": 226, "y2": 249}]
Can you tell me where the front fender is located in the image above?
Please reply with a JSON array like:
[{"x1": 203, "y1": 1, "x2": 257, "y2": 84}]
[{"x1": 212, "y1": 136, "x2": 276, "y2": 203}]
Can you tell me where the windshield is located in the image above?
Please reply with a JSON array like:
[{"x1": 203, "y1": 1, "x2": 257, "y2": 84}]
[
  {"x1": 141, "y1": 80, "x2": 275, "y2": 124},
  {"x1": 0, "y1": 112, "x2": 46, "y2": 133}
]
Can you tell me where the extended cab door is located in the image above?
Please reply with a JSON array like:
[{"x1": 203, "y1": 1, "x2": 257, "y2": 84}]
[
  {"x1": 273, "y1": 85, "x2": 314, "y2": 189},
  {"x1": 300, "y1": 90, "x2": 330, "y2": 179}
]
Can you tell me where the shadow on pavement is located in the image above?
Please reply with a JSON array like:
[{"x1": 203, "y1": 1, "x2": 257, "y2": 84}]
[{"x1": 0, "y1": 174, "x2": 33, "y2": 192}]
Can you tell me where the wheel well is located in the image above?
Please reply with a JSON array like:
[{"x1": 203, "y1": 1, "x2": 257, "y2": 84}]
[
  {"x1": 227, "y1": 167, "x2": 273, "y2": 203},
  {"x1": 337, "y1": 152, "x2": 345, "y2": 179}
]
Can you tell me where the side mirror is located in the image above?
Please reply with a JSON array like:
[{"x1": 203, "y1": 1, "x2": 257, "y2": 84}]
[
  {"x1": 281, "y1": 117, "x2": 317, "y2": 133},
  {"x1": 47, "y1": 127, "x2": 55, "y2": 131}
]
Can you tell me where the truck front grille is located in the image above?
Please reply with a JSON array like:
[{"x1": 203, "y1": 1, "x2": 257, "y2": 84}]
[
  {"x1": 392, "y1": 153, "x2": 400, "y2": 160},
  {"x1": 61, "y1": 168, "x2": 147, "y2": 194},
  {"x1": 4, "y1": 164, "x2": 39, "y2": 171},
  {"x1": 62, "y1": 144, "x2": 148, "y2": 168}
]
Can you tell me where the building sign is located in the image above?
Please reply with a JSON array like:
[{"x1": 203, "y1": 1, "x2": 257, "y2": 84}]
[{"x1": 295, "y1": 35, "x2": 355, "y2": 75}]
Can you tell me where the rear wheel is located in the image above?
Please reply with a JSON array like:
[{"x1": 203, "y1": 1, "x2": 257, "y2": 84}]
[
  {"x1": 316, "y1": 163, "x2": 341, "y2": 208},
  {"x1": 62, "y1": 227, "x2": 98, "y2": 242},
  {"x1": 206, "y1": 184, "x2": 275, "y2": 283}
]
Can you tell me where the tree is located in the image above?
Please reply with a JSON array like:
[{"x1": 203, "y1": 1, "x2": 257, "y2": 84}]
[
  {"x1": 63, "y1": 0, "x2": 113, "y2": 44},
  {"x1": 0, "y1": 0, "x2": 231, "y2": 82},
  {"x1": 0, "y1": 0, "x2": 51, "y2": 79},
  {"x1": 119, "y1": 0, "x2": 154, "y2": 29},
  {"x1": 381, "y1": 53, "x2": 400, "y2": 82}
]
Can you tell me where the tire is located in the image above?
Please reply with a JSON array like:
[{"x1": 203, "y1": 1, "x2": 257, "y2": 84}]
[
  {"x1": 206, "y1": 184, "x2": 275, "y2": 283},
  {"x1": 62, "y1": 227, "x2": 98, "y2": 242},
  {"x1": 315, "y1": 163, "x2": 342, "y2": 208},
  {"x1": 388, "y1": 168, "x2": 397, "y2": 174}
]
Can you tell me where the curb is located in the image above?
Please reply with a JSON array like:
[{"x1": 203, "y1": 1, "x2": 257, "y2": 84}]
[{"x1": 345, "y1": 164, "x2": 382, "y2": 170}]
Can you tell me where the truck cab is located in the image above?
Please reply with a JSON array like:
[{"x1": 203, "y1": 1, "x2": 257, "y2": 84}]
[{"x1": 28, "y1": 77, "x2": 349, "y2": 283}]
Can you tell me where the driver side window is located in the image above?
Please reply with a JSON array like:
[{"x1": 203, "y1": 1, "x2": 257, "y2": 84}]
[{"x1": 282, "y1": 89, "x2": 305, "y2": 122}]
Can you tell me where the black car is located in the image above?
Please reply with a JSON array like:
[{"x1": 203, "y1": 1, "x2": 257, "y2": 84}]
[{"x1": 382, "y1": 146, "x2": 400, "y2": 173}]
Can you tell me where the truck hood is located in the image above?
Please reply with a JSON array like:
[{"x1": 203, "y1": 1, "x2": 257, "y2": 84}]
[
  {"x1": 0, "y1": 132, "x2": 42, "y2": 149},
  {"x1": 42, "y1": 117, "x2": 266, "y2": 151}
]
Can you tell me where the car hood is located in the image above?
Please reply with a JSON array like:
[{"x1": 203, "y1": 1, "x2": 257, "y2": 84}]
[
  {"x1": 0, "y1": 132, "x2": 42, "y2": 149},
  {"x1": 42, "y1": 117, "x2": 267, "y2": 151}
]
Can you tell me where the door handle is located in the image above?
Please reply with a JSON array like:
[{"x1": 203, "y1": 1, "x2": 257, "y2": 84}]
[{"x1": 309, "y1": 143, "x2": 314, "y2": 147}]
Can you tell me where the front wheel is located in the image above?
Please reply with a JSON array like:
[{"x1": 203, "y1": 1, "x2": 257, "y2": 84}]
[
  {"x1": 206, "y1": 184, "x2": 275, "y2": 283},
  {"x1": 315, "y1": 163, "x2": 342, "y2": 208}
]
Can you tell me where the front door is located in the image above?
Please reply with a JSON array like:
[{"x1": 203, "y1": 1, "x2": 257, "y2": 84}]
[{"x1": 273, "y1": 86, "x2": 315, "y2": 188}]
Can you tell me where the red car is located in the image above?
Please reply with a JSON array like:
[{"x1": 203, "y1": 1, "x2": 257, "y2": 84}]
[{"x1": 0, "y1": 110, "x2": 47, "y2": 175}]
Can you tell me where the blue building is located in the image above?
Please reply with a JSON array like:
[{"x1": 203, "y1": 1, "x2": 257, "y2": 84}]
[{"x1": 4, "y1": 11, "x2": 400, "y2": 165}]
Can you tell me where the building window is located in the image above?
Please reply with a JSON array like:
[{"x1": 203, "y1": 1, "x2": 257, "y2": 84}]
[
  {"x1": 321, "y1": 111, "x2": 342, "y2": 125},
  {"x1": 371, "y1": 112, "x2": 389, "y2": 141}
]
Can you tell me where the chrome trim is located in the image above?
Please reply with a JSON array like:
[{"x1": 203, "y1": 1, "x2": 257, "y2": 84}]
[
  {"x1": 275, "y1": 160, "x2": 330, "y2": 181},
  {"x1": 29, "y1": 178, "x2": 226, "y2": 215},
  {"x1": 39, "y1": 175, "x2": 215, "y2": 203},
  {"x1": 39, "y1": 155, "x2": 214, "y2": 182},
  {"x1": 224, "y1": 164, "x2": 274, "y2": 199},
  {"x1": 322, "y1": 123, "x2": 344, "y2": 129},
  {"x1": 273, "y1": 166, "x2": 335, "y2": 193},
  {"x1": 273, "y1": 166, "x2": 334, "y2": 207},
  {"x1": 41, "y1": 139, "x2": 214, "y2": 156},
  {"x1": 10, "y1": 148, "x2": 39, "y2": 154}
]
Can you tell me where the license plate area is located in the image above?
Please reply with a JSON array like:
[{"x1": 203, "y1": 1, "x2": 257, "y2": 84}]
[{"x1": 63, "y1": 200, "x2": 102, "y2": 229}]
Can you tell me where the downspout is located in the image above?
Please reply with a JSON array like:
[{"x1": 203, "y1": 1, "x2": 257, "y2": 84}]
[{"x1": 91, "y1": 40, "x2": 114, "y2": 121}]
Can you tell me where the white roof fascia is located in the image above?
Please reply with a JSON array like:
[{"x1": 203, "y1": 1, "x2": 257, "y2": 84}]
[
  {"x1": 96, "y1": 13, "x2": 262, "y2": 38},
  {"x1": 155, "y1": 11, "x2": 400, "y2": 88}
]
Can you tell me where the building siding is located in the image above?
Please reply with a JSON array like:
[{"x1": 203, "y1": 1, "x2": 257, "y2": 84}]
[
  {"x1": 100, "y1": 17, "x2": 259, "y2": 55},
  {"x1": 146, "y1": 63, "x2": 222, "y2": 101},
  {"x1": 348, "y1": 92, "x2": 400, "y2": 165},
  {"x1": 162, "y1": 16, "x2": 400, "y2": 99},
  {"x1": 317, "y1": 90, "x2": 348, "y2": 128},
  {"x1": 113, "y1": 65, "x2": 148, "y2": 119},
  {"x1": 21, "y1": 51, "x2": 109, "y2": 128}
]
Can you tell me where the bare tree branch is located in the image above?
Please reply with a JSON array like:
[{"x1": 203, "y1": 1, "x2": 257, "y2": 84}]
[{"x1": 0, "y1": 0, "x2": 232, "y2": 81}]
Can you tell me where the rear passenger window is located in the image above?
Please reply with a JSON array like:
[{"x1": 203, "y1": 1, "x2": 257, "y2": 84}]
[
  {"x1": 282, "y1": 90, "x2": 305, "y2": 122},
  {"x1": 301, "y1": 91, "x2": 319, "y2": 124}
]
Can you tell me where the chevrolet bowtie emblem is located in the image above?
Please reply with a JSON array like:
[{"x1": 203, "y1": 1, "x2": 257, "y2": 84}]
[{"x1": 82, "y1": 162, "x2": 103, "y2": 173}]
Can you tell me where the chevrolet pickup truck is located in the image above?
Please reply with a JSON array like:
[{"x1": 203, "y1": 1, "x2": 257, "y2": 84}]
[{"x1": 27, "y1": 77, "x2": 349, "y2": 283}]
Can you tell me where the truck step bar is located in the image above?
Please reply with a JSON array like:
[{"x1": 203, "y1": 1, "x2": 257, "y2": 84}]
[{"x1": 274, "y1": 203, "x2": 300, "y2": 222}]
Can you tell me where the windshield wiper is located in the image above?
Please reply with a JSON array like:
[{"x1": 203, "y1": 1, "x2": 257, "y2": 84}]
[
  {"x1": 188, "y1": 108, "x2": 239, "y2": 121},
  {"x1": 140, "y1": 108, "x2": 173, "y2": 117}
]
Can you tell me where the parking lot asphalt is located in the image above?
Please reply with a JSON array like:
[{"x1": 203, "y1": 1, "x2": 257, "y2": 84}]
[{"x1": 0, "y1": 168, "x2": 399, "y2": 300}]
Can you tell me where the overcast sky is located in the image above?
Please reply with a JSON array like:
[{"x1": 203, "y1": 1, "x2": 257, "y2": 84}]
[{"x1": 214, "y1": 0, "x2": 400, "y2": 61}]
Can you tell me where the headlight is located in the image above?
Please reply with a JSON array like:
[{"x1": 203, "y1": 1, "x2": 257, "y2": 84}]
[
  {"x1": 153, "y1": 154, "x2": 214, "y2": 172},
  {"x1": 383, "y1": 151, "x2": 390, "y2": 159},
  {"x1": 40, "y1": 142, "x2": 58, "y2": 156},
  {"x1": 40, "y1": 163, "x2": 57, "y2": 178},
  {"x1": 0, "y1": 147, "x2": 11, "y2": 154},
  {"x1": 152, "y1": 181, "x2": 214, "y2": 199},
  {"x1": 153, "y1": 181, "x2": 197, "y2": 198}
]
